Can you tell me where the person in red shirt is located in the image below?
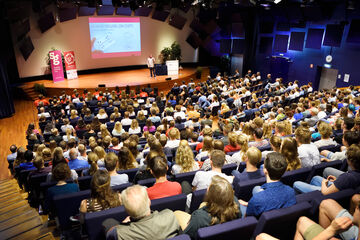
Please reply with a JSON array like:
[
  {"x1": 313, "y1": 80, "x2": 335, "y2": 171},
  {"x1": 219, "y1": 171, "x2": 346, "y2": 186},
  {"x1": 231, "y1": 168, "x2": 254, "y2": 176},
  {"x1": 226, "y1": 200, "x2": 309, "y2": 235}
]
[
  {"x1": 147, "y1": 156, "x2": 182, "y2": 200},
  {"x1": 34, "y1": 94, "x2": 49, "y2": 107},
  {"x1": 196, "y1": 128, "x2": 213, "y2": 152},
  {"x1": 139, "y1": 88, "x2": 148, "y2": 98},
  {"x1": 224, "y1": 132, "x2": 241, "y2": 153}
]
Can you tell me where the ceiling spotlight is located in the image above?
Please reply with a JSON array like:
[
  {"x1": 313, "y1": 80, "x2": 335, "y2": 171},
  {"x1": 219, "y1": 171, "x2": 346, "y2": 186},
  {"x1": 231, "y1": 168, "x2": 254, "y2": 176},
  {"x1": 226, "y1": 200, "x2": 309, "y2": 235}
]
[{"x1": 274, "y1": 0, "x2": 281, "y2": 3}]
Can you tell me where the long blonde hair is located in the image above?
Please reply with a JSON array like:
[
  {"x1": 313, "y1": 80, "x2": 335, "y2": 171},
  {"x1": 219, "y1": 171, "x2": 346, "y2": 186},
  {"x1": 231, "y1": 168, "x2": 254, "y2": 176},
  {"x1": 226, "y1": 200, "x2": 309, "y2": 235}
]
[
  {"x1": 175, "y1": 140, "x2": 196, "y2": 173},
  {"x1": 237, "y1": 134, "x2": 249, "y2": 161},
  {"x1": 100, "y1": 124, "x2": 111, "y2": 138},
  {"x1": 114, "y1": 121, "x2": 123, "y2": 132},
  {"x1": 130, "y1": 119, "x2": 139, "y2": 129}
]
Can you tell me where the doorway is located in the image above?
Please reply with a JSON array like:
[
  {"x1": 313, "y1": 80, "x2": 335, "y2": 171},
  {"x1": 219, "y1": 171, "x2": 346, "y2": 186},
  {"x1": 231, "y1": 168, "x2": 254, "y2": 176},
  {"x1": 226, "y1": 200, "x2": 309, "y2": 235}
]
[{"x1": 317, "y1": 67, "x2": 338, "y2": 91}]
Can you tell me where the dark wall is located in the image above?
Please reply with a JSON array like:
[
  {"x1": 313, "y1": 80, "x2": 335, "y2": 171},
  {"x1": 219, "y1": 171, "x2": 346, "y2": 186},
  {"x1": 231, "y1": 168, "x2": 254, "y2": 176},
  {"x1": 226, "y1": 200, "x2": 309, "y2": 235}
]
[{"x1": 254, "y1": 6, "x2": 360, "y2": 88}]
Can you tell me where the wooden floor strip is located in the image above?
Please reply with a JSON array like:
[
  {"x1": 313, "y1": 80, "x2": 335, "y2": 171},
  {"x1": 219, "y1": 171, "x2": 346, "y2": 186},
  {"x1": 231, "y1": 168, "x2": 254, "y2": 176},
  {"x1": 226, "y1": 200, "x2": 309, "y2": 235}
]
[
  {"x1": 0, "y1": 210, "x2": 39, "y2": 232},
  {"x1": 35, "y1": 232, "x2": 55, "y2": 240},
  {"x1": 9, "y1": 225, "x2": 48, "y2": 240},
  {"x1": 0, "y1": 205, "x2": 32, "y2": 222},
  {"x1": 0, "y1": 200, "x2": 28, "y2": 214},
  {"x1": 0, "y1": 192, "x2": 18, "y2": 202},
  {"x1": 0, "y1": 196, "x2": 23, "y2": 208},
  {"x1": 1, "y1": 216, "x2": 42, "y2": 239}
]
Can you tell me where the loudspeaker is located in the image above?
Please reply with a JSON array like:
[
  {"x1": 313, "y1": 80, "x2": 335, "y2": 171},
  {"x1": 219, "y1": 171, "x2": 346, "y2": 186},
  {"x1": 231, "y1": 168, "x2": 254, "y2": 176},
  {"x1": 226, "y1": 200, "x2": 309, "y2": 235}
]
[
  {"x1": 165, "y1": 77, "x2": 172, "y2": 81},
  {"x1": 98, "y1": 84, "x2": 106, "y2": 87}
]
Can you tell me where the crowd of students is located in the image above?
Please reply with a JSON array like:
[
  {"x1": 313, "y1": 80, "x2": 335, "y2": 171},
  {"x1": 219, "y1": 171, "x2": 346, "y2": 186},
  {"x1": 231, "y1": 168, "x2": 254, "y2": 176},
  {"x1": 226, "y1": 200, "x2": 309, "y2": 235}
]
[{"x1": 7, "y1": 71, "x2": 360, "y2": 239}]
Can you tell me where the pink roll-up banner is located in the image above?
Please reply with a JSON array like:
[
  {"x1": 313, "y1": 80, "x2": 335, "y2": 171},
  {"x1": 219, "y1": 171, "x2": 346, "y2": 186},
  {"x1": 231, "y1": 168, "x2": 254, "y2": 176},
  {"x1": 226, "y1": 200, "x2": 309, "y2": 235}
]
[
  {"x1": 63, "y1": 51, "x2": 78, "y2": 80},
  {"x1": 49, "y1": 50, "x2": 64, "y2": 83}
]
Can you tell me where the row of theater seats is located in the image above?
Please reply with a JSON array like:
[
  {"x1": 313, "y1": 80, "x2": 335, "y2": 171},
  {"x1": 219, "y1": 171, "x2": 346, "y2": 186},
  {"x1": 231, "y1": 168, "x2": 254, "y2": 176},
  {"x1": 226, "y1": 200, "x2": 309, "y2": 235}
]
[{"x1": 45, "y1": 159, "x2": 352, "y2": 239}]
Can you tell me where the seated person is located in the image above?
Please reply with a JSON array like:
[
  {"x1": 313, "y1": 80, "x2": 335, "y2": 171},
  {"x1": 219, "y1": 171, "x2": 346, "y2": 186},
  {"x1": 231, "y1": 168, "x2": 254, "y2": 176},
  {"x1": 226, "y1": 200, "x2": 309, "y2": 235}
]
[
  {"x1": 19, "y1": 150, "x2": 36, "y2": 170},
  {"x1": 295, "y1": 123, "x2": 321, "y2": 168},
  {"x1": 172, "y1": 140, "x2": 199, "y2": 174},
  {"x1": 294, "y1": 195, "x2": 360, "y2": 240},
  {"x1": 102, "y1": 185, "x2": 181, "y2": 240},
  {"x1": 314, "y1": 121, "x2": 337, "y2": 149},
  {"x1": 80, "y1": 169, "x2": 121, "y2": 220},
  {"x1": 248, "y1": 128, "x2": 269, "y2": 148},
  {"x1": 45, "y1": 162, "x2": 79, "y2": 215},
  {"x1": 320, "y1": 131, "x2": 360, "y2": 163},
  {"x1": 174, "y1": 176, "x2": 242, "y2": 239},
  {"x1": 224, "y1": 132, "x2": 241, "y2": 153},
  {"x1": 232, "y1": 147, "x2": 264, "y2": 182},
  {"x1": 104, "y1": 152, "x2": 128, "y2": 187},
  {"x1": 68, "y1": 148, "x2": 89, "y2": 170},
  {"x1": 239, "y1": 152, "x2": 296, "y2": 218},
  {"x1": 165, "y1": 128, "x2": 180, "y2": 149},
  {"x1": 192, "y1": 150, "x2": 234, "y2": 192},
  {"x1": 28, "y1": 156, "x2": 52, "y2": 180},
  {"x1": 293, "y1": 144, "x2": 360, "y2": 195},
  {"x1": 147, "y1": 156, "x2": 182, "y2": 200}
]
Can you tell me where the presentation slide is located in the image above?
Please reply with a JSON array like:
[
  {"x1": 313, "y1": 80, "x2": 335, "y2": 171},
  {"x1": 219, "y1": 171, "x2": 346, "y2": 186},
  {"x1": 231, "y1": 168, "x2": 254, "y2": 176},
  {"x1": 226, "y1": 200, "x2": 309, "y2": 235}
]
[{"x1": 89, "y1": 17, "x2": 141, "y2": 58}]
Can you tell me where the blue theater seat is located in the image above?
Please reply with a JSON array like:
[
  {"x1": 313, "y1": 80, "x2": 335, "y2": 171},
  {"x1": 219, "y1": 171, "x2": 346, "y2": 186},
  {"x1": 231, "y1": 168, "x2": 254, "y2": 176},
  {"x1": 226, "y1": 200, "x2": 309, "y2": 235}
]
[
  {"x1": 234, "y1": 177, "x2": 266, "y2": 202},
  {"x1": 197, "y1": 216, "x2": 258, "y2": 240},
  {"x1": 117, "y1": 168, "x2": 138, "y2": 182},
  {"x1": 190, "y1": 189, "x2": 207, "y2": 213},
  {"x1": 174, "y1": 170, "x2": 201, "y2": 184},
  {"x1": 221, "y1": 163, "x2": 237, "y2": 175},
  {"x1": 168, "y1": 234, "x2": 191, "y2": 240},
  {"x1": 281, "y1": 167, "x2": 312, "y2": 187},
  {"x1": 252, "y1": 201, "x2": 312, "y2": 239},
  {"x1": 306, "y1": 160, "x2": 342, "y2": 183},
  {"x1": 85, "y1": 194, "x2": 187, "y2": 240}
]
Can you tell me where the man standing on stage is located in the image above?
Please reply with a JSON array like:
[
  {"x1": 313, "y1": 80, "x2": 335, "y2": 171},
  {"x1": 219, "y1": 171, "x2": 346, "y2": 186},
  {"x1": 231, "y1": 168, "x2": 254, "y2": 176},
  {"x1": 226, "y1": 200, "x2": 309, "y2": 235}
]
[{"x1": 147, "y1": 55, "x2": 156, "y2": 78}]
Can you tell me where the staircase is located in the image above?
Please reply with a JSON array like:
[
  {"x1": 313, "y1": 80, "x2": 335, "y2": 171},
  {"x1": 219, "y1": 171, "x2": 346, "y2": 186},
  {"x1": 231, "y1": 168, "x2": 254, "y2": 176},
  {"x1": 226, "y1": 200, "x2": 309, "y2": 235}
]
[
  {"x1": 0, "y1": 179, "x2": 55, "y2": 240},
  {"x1": 15, "y1": 84, "x2": 38, "y2": 101}
]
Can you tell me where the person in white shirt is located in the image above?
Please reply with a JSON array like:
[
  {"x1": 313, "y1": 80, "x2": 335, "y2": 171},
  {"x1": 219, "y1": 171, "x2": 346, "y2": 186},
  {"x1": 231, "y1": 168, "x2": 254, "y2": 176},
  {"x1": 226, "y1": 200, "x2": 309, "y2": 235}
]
[
  {"x1": 147, "y1": 55, "x2": 156, "y2": 77},
  {"x1": 38, "y1": 107, "x2": 50, "y2": 118},
  {"x1": 295, "y1": 125, "x2": 321, "y2": 168},
  {"x1": 128, "y1": 119, "x2": 141, "y2": 134},
  {"x1": 314, "y1": 121, "x2": 337, "y2": 149},
  {"x1": 317, "y1": 106, "x2": 327, "y2": 119},
  {"x1": 174, "y1": 105, "x2": 186, "y2": 119},
  {"x1": 120, "y1": 112, "x2": 132, "y2": 126},
  {"x1": 187, "y1": 150, "x2": 233, "y2": 207},
  {"x1": 165, "y1": 128, "x2": 180, "y2": 149}
]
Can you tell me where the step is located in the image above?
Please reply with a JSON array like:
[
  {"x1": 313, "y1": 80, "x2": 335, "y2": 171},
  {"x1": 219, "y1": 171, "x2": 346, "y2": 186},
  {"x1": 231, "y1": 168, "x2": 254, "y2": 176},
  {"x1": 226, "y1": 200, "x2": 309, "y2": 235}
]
[
  {"x1": 0, "y1": 205, "x2": 33, "y2": 223},
  {"x1": 0, "y1": 190, "x2": 20, "y2": 200},
  {"x1": 1, "y1": 216, "x2": 42, "y2": 239},
  {"x1": 0, "y1": 187, "x2": 18, "y2": 195},
  {"x1": 9, "y1": 226, "x2": 49, "y2": 240},
  {"x1": 36, "y1": 232, "x2": 55, "y2": 240},
  {"x1": 0, "y1": 196, "x2": 23, "y2": 208},
  {"x1": 0, "y1": 200, "x2": 29, "y2": 215},
  {"x1": 0, "y1": 193, "x2": 18, "y2": 202},
  {"x1": 0, "y1": 209, "x2": 39, "y2": 232}
]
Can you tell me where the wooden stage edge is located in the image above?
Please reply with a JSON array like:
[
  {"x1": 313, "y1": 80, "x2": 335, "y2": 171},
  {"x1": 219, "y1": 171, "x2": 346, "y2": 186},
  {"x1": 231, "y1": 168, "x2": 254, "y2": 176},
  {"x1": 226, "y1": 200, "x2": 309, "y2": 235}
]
[{"x1": 25, "y1": 67, "x2": 208, "y2": 96}]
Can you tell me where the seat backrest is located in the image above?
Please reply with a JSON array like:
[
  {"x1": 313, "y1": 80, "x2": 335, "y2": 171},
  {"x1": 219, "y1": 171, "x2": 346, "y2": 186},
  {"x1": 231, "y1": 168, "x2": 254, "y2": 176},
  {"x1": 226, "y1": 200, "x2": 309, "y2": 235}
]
[
  {"x1": 310, "y1": 188, "x2": 356, "y2": 216},
  {"x1": 138, "y1": 178, "x2": 156, "y2": 188},
  {"x1": 118, "y1": 168, "x2": 139, "y2": 182},
  {"x1": 306, "y1": 160, "x2": 342, "y2": 183},
  {"x1": 174, "y1": 170, "x2": 199, "y2": 184},
  {"x1": 197, "y1": 216, "x2": 258, "y2": 240},
  {"x1": 78, "y1": 175, "x2": 92, "y2": 191},
  {"x1": 280, "y1": 167, "x2": 312, "y2": 187},
  {"x1": 53, "y1": 190, "x2": 91, "y2": 230},
  {"x1": 168, "y1": 234, "x2": 191, "y2": 240},
  {"x1": 111, "y1": 182, "x2": 132, "y2": 193},
  {"x1": 253, "y1": 202, "x2": 312, "y2": 239},
  {"x1": 151, "y1": 194, "x2": 187, "y2": 212},
  {"x1": 295, "y1": 190, "x2": 322, "y2": 203},
  {"x1": 234, "y1": 177, "x2": 266, "y2": 202},
  {"x1": 85, "y1": 205, "x2": 128, "y2": 240},
  {"x1": 190, "y1": 189, "x2": 207, "y2": 213},
  {"x1": 221, "y1": 163, "x2": 237, "y2": 175}
]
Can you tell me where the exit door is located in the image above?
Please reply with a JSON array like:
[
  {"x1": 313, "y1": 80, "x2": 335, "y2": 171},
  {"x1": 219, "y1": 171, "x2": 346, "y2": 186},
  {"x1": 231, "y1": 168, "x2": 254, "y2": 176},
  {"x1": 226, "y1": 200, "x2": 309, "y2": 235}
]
[{"x1": 318, "y1": 67, "x2": 338, "y2": 91}]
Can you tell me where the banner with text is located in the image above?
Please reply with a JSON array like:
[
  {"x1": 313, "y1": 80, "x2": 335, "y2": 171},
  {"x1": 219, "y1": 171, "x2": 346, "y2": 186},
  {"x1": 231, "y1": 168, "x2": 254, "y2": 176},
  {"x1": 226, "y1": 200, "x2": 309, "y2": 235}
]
[
  {"x1": 63, "y1": 51, "x2": 78, "y2": 80},
  {"x1": 49, "y1": 50, "x2": 64, "y2": 83}
]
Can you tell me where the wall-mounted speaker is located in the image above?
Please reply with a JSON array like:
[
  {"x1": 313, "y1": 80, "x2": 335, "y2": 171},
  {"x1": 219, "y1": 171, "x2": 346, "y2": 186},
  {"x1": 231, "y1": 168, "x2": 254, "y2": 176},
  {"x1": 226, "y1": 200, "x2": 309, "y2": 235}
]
[
  {"x1": 98, "y1": 84, "x2": 106, "y2": 87},
  {"x1": 165, "y1": 77, "x2": 172, "y2": 81}
]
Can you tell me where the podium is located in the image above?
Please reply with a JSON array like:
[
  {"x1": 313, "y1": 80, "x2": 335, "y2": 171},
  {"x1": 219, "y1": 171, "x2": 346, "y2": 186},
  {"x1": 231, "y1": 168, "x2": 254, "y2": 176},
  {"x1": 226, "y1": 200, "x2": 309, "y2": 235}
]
[{"x1": 166, "y1": 60, "x2": 179, "y2": 75}]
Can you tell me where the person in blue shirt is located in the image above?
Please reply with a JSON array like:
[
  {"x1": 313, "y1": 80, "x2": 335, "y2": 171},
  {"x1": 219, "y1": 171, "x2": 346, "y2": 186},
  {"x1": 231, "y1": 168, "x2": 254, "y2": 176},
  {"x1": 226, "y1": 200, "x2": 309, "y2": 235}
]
[
  {"x1": 68, "y1": 148, "x2": 89, "y2": 170},
  {"x1": 239, "y1": 152, "x2": 296, "y2": 218},
  {"x1": 294, "y1": 107, "x2": 304, "y2": 121},
  {"x1": 19, "y1": 150, "x2": 36, "y2": 170}
]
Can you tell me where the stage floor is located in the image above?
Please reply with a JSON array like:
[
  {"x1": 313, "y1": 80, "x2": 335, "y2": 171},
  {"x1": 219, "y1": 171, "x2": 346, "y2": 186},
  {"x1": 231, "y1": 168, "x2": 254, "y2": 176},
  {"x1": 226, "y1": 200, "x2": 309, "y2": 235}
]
[{"x1": 35, "y1": 67, "x2": 196, "y2": 89}]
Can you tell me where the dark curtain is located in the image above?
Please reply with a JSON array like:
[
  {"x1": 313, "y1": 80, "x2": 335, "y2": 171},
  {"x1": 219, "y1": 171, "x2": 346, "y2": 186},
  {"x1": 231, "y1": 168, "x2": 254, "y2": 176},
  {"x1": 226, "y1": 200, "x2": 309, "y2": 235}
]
[
  {"x1": 0, "y1": 19, "x2": 15, "y2": 118},
  {"x1": 242, "y1": 8, "x2": 259, "y2": 76}
]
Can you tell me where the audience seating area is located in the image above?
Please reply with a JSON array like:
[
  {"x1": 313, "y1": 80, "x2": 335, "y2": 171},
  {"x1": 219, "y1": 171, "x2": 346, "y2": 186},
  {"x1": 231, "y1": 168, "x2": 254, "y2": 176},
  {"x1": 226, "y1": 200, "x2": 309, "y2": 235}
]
[{"x1": 6, "y1": 73, "x2": 360, "y2": 239}]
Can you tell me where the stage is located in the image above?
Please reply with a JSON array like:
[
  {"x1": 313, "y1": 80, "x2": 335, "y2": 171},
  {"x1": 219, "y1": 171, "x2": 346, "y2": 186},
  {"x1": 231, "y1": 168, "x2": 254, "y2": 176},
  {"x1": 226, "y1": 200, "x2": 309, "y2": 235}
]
[{"x1": 24, "y1": 67, "x2": 205, "y2": 97}]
